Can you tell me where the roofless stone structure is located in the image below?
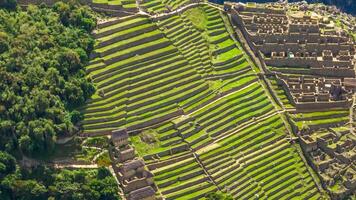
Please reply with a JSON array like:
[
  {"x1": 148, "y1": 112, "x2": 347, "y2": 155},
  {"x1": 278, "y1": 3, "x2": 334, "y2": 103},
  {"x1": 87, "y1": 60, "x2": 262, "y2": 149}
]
[
  {"x1": 109, "y1": 131, "x2": 158, "y2": 199},
  {"x1": 226, "y1": 1, "x2": 356, "y2": 111}
]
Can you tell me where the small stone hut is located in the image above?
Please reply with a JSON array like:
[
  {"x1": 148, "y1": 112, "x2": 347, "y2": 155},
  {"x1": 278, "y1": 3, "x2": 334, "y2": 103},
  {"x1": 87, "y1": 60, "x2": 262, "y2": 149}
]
[
  {"x1": 112, "y1": 128, "x2": 129, "y2": 147},
  {"x1": 127, "y1": 186, "x2": 155, "y2": 200}
]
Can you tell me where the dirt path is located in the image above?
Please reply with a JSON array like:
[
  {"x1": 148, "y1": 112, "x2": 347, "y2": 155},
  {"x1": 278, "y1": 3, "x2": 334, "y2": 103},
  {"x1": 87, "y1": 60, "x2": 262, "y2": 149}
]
[
  {"x1": 193, "y1": 152, "x2": 221, "y2": 190},
  {"x1": 53, "y1": 163, "x2": 99, "y2": 169},
  {"x1": 56, "y1": 135, "x2": 74, "y2": 144},
  {"x1": 93, "y1": 150, "x2": 108, "y2": 162}
]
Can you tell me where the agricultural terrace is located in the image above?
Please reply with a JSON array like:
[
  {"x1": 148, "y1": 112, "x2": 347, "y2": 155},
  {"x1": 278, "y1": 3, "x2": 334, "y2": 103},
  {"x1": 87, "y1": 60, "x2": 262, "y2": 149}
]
[
  {"x1": 92, "y1": 0, "x2": 137, "y2": 9},
  {"x1": 82, "y1": 5, "x2": 258, "y2": 135},
  {"x1": 228, "y1": 1, "x2": 356, "y2": 198},
  {"x1": 141, "y1": 0, "x2": 203, "y2": 14},
  {"x1": 289, "y1": 109, "x2": 350, "y2": 132},
  {"x1": 134, "y1": 83, "x2": 321, "y2": 199},
  {"x1": 81, "y1": 3, "x2": 325, "y2": 198}
]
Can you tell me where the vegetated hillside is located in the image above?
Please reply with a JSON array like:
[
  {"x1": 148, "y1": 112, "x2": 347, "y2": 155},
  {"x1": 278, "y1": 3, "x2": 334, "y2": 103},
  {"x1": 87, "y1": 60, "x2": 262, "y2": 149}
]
[
  {"x1": 0, "y1": 152, "x2": 120, "y2": 200},
  {"x1": 0, "y1": 2, "x2": 96, "y2": 156},
  {"x1": 0, "y1": 3, "x2": 122, "y2": 200},
  {"x1": 85, "y1": 3, "x2": 324, "y2": 199}
]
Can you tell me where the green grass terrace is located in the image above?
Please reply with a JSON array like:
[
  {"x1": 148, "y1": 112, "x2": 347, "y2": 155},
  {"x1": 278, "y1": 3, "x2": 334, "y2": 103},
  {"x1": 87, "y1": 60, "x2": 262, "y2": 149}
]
[
  {"x1": 197, "y1": 114, "x2": 321, "y2": 199},
  {"x1": 92, "y1": 0, "x2": 137, "y2": 9},
  {"x1": 289, "y1": 109, "x2": 349, "y2": 131},
  {"x1": 82, "y1": 15, "x2": 216, "y2": 134}
]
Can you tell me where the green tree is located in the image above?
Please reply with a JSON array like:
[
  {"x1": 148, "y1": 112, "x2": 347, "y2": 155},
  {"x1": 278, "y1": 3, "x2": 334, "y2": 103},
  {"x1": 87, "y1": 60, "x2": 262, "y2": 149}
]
[
  {"x1": 70, "y1": 110, "x2": 83, "y2": 124},
  {"x1": 97, "y1": 167, "x2": 111, "y2": 179},
  {"x1": 0, "y1": 2, "x2": 96, "y2": 156},
  {"x1": 0, "y1": 151, "x2": 16, "y2": 178},
  {"x1": 12, "y1": 180, "x2": 47, "y2": 200},
  {"x1": 0, "y1": 31, "x2": 9, "y2": 53}
]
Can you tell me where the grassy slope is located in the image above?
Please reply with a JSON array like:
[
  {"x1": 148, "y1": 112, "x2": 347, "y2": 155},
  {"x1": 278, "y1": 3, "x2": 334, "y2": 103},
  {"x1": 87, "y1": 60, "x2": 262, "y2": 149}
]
[
  {"x1": 120, "y1": 5, "x2": 322, "y2": 199},
  {"x1": 80, "y1": 3, "x2": 330, "y2": 199}
]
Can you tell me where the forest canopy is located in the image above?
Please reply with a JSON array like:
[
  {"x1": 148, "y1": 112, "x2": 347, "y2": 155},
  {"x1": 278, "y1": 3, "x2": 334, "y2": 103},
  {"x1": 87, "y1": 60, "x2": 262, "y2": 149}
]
[
  {"x1": 0, "y1": 152, "x2": 120, "y2": 200},
  {"x1": 0, "y1": 1, "x2": 96, "y2": 156}
]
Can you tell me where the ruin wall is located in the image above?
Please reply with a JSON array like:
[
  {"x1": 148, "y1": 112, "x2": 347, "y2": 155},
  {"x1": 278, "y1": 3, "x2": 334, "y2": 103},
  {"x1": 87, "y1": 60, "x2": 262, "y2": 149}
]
[
  {"x1": 296, "y1": 100, "x2": 351, "y2": 110},
  {"x1": 241, "y1": 5, "x2": 285, "y2": 15},
  {"x1": 257, "y1": 43, "x2": 353, "y2": 55},
  {"x1": 265, "y1": 58, "x2": 354, "y2": 77}
]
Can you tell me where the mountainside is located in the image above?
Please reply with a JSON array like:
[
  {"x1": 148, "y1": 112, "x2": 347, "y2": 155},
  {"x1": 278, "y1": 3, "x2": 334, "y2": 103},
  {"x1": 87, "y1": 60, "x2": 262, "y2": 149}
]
[
  {"x1": 1, "y1": 0, "x2": 355, "y2": 200},
  {"x1": 83, "y1": 2, "x2": 327, "y2": 199}
]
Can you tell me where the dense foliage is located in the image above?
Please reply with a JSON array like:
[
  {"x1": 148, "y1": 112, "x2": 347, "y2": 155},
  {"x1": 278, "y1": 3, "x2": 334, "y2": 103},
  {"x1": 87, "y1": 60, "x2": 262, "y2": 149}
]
[
  {"x1": 0, "y1": 152, "x2": 120, "y2": 200},
  {"x1": 0, "y1": 2, "x2": 96, "y2": 156}
]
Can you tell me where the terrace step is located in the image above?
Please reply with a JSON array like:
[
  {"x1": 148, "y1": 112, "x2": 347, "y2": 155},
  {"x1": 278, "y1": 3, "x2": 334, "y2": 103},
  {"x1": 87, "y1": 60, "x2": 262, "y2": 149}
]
[
  {"x1": 146, "y1": 152, "x2": 193, "y2": 170},
  {"x1": 97, "y1": 15, "x2": 139, "y2": 29},
  {"x1": 94, "y1": 17, "x2": 150, "y2": 38},
  {"x1": 161, "y1": 175, "x2": 208, "y2": 195}
]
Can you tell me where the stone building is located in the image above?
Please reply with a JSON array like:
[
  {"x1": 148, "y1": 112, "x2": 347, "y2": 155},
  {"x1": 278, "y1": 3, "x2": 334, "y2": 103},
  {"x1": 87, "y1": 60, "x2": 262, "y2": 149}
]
[
  {"x1": 116, "y1": 159, "x2": 155, "y2": 193},
  {"x1": 344, "y1": 78, "x2": 356, "y2": 91},
  {"x1": 112, "y1": 128, "x2": 129, "y2": 147},
  {"x1": 128, "y1": 186, "x2": 156, "y2": 200},
  {"x1": 299, "y1": 129, "x2": 356, "y2": 198},
  {"x1": 275, "y1": 74, "x2": 352, "y2": 109},
  {"x1": 109, "y1": 130, "x2": 157, "y2": 200},
  {"x1": 227, "y1": 1, "x2": 355, "y2": 110}
]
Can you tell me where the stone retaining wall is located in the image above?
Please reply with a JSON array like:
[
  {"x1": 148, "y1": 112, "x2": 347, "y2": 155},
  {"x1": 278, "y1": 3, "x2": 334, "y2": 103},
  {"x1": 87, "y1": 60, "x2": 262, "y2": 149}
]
[
  {"x1": 214, "y1": 56, "x2": 245, "y2": 70},
  {"x1": 151, "y1": 3, "x2": 200, "y2": 21},
  {"x1": 146, "y1": 153, "x2": 193, "y2": 170},
  {"x1": 250, "y1": 33, "x2": 350, "y2": 45},
  {"x1": 257, "y1": 43, "x2": 353, "y2": 55},
  {"x1": 97, "y1": 25, "x2": 157, "y2": 48},
  {"x1": 93, "y1": 49, "x2": 178, "y2": 81},
  {"x1": 102, "y1": 61, "x2": 189, "y2": 94},
  {"x1": 99, "y1": 33, "x2": 165, "y2": 57},
  {"x1": 295, "y1": 100, "x2": 351, "y2": 110},
  {"x1": 97, "y1": 15, "x2": 138, "y2": 29},
  {"x1": 94, "y1": 18, "x2": 149, "y2": 38},
  {"x1": 83, "y1": 112, "x2": 126, "y2": 125},
  {"x1": 127, "y1": 110, "x2": 184, "y2": 131}
]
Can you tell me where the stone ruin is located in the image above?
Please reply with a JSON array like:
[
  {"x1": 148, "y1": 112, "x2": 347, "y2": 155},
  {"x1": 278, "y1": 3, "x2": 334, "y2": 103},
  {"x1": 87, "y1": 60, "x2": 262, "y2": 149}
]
[
  {"x1": 109, "y1": 128, "x2": 157, "y2": 200},
  {"x1": 276, "y1": 74, "x2": 354, "y2": 109},
  {"x1": 224, "y1": 2, "x2": 356, "y2": 198},
  {"x1": 299, "y1": 129, "x2": 356, "y2": 199},
  {"x1": 226, "y1": 1, "x2": 356, "y2": 111},
  {"x1": 227, "y1": 1, "x2": 355, "y2": 77}
]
